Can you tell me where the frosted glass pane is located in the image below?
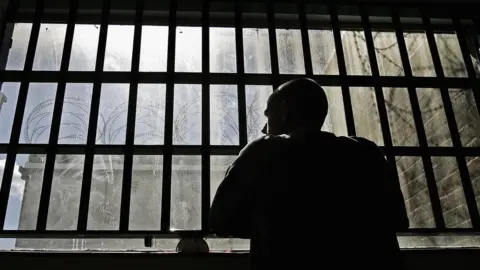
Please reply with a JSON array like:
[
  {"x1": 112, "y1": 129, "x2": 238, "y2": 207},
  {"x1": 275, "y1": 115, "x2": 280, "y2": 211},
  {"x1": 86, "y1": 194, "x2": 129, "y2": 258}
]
[
  {"x1": 96, "y1": 84, "x2": 129, "y2": 145},
  {"x1": 87, "y1": 155, "x2": 124, "y2": 230},
  {"x1": 139, "y1": 26, "x2": 168, "y2": 72},
  {"x1": 58, "y1": 84, "x2": 93, "y2": 144},
  {"x1": 170, "y1": 155, "x2": 201, "y2": 231},
  {"x1": 20, "y1": 83, "x2": 58, "y2": 144},
  {"x1": 104, "y1": 25, "x2": 134, "y2": 71},
  {"x1": 173, "y1": 84, "x2": 202, "y2": 145},
  {"x1": 69, "y1": 24, "x2": 100, "y2": 71},
  {"x1": 243, "y1": 28, "x2": 271, "y2": 74},
  {"x1": 175, "y1": 27, "x2": 201, "y2": 72},
  {"x1": 0, "y1": 83, "x2": 20, "y2": 143},
  {"x1": 276, "y1": 29, "x2": 305, "y2": 74},
  {"x1": 32, "y1": 24, "x2": 67, "y2": 71},
  {"x1": 210, "y1": 28, "x2": 236, "y2": 73},
  {"x1": 210, "y1": 85, "x2": 239, "y2": 145}
]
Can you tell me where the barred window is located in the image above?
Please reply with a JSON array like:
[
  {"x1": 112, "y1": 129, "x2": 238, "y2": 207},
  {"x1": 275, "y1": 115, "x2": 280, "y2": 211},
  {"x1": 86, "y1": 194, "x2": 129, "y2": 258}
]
[{"x1": 0, "y1": 0, "x2": 479, "y2": 251}]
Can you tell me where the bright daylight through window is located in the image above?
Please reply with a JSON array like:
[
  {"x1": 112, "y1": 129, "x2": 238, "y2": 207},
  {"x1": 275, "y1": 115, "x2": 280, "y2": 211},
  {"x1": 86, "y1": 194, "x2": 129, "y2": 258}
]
[{"x1": 0, "y1": 1, "x2": 480, "y2": 252}]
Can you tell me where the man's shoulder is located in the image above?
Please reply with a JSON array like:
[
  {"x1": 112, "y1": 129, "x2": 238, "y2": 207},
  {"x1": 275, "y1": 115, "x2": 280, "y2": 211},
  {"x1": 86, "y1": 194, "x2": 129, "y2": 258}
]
[
  {"x1": 336, "y1": 136, "x2": 383, "y2": 153},
  {"x1": 239, "y1": 135, "x2": 290, "y2": 157}
]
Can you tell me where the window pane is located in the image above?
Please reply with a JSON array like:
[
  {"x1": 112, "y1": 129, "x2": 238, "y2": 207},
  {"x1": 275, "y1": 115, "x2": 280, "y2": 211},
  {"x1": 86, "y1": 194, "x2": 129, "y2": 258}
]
[
  {"x1": 104, "y1": 25, "x2": 134, "y2": 71},
  {"x1": 210, "y1": 28, "x2": 236, "y2": 73},
  {"x1": 384, "y1": 88, "x2": 419, "y2": 146},
  {"x1": 20, "y1": 83, "x2": 58, "y2": 144},
  {"x1": 170, "y1": 155, "x2": 201, "y2": 231},
  {"x1": 244, "y1": 28, "x2": 271, "y2": 74},
  {"x1": 403, "y1": 32, "x2": 436, "y2": 77},
  {"x1": 210, "y1": 155, "x2": 236, "y2": 205},
  {"x1": 449, "y1": 89, "x2": 480, "y2": 147},
  {"x1": 96, "y1": 84, "x2": 129, "y2": 145},
  {"x1": 396, "y1": 156, "x2": 435, "y2": 228},
  {"x1": 130, "y1": 155, "x2": 163, "y2": 230},
  {"x1": 173, "y1": 84, "x2": 201, "y2": 145},
  {"x1": 47, "y1": 155, "x2": 84, "y2": 230},
  {"x1": 0, "y1": 155, "x2": 13, "y2": 248},
  {"x1": 210, "y1": 85, "x2": 239, "y2": 145},
  {"x1": 135, "y1": 84, "x2": 166, "y2": 145},
  {"x1": 466, "y1": 156, "x2": 480, "y2": 215},
  {"x1": 417, "y1": 88, "x2": 452, "y2": 147},
  {"x1": 175, "y1": 27, "x2": 201, "y2": 72},
  {"x1": 58, "y1": 83, "x2": 93, "y2": 144},
  {"x1": 139, "y1": 26, "x2": 168, "y2": 72},
  {"x1": 435, "y1": 33, "x2": 468, "y2": 78},
  {"x1": 0, "y1": 83, "x2": 20, "y2": 143},
  {"x1": 6, "y1": 23, "x2": 32, "y2": 70},
  {"x1": 32, "y1": 24, "x2": 67, "y2": 71},
  {"x1": 207, "y1": 238, "x2": 250, "y2": 252},
  {"x1": 398, "y1": 235, "x2": 480, "y2": 248},
  {"x1": 432, "y1": 157, "x2": 472, "y2": 228},
  {"x1": 322, "y1": 87, "x2": 347, "y2": 136},
  {"x1": 308, "y1": 29, "x2": 338, "y2": 75},
  {"x1": 341, "y1": 30, "x2": 372, "y2": 76},
  {"x1": 245, "y1": 85, "x2": 272, "y2": 141},
  {"x1": 5, "y1": 154, "x2": 46, "y2": 231},
  {"x1": 276, "y1": 29, "x2": 305, "y2": 74},
  {"x1": 349, "y1": 87, "x2": 384, "y2": 146},
  {"x1": 69, "y1": 24, "x2": 100, "y2": 71},
  {"x1": 87, "y1": 155, "x2": 123, "y2": 230},
  {"x1": 372, "y1": 31, "x2": 404, "y2": 76}
]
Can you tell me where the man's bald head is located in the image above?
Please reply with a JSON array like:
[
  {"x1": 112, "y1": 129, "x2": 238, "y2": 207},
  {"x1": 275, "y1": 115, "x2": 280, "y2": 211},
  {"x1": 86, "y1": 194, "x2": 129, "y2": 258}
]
[{"x1": 264, "y1": 78, "x2": 329, "y2": 135}]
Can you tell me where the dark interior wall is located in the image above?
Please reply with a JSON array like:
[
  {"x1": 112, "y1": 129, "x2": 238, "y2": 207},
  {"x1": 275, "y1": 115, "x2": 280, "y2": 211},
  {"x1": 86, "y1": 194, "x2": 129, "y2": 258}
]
[{"x1": 1, "y1": 249, "x2": 480, "y2": 270}]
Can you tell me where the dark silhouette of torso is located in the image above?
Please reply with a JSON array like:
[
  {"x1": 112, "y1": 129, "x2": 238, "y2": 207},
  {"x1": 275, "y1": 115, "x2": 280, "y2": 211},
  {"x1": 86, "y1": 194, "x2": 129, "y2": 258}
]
[{"x1": 210, "y1": 130, "x2": 409, "y2": 269}]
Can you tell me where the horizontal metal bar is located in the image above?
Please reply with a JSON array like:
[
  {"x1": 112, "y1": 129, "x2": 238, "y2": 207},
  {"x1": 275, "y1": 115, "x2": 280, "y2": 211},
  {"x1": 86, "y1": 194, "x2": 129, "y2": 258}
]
[
  {"x1": 0, "y1": 228, "x2": 480, "y2": 239},
  {"x1": 14, "y1": 0, "x2": 480, "y2": 13},
  {"x1": 0, "y1": 230, "x2": 203, "y2": 238},
  {"x1": 0, "y1": 144, "x2": 242, "y2": 155},
  {"x1": 0, "y1": 71, "x2": 476, "y2": 88},
  {"x1": 10, "y1": 7, "x2": 477, "y2": 30},
  {"x1": 2, "y1": 145, "x2": 480, "y2": 157}
]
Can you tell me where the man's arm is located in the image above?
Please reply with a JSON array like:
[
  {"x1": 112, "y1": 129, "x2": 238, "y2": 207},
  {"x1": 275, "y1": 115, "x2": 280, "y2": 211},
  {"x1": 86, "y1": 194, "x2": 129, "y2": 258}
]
[
  {"x1": 356, "y1": 137, "x2": 409, "y2": 230},
  {"x1": 209, "y1": 139, "x2": 263, "y2": 238}
]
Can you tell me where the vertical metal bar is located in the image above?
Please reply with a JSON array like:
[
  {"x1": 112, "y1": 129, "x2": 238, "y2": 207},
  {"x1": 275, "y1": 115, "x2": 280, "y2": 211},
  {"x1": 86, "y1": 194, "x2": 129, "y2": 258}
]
[
  {"x1": 0, "y1": 0, "x2": 16, "y2": 72},
  {"x1": 298, "y1": 3, "x2": 313, "y2": 76},
  {"x1": 422, "y1": 9, "x2": 480, "y2": 227},
  {"x1": 391, "y1": 7, "x2": 446, "y2": 229},
  {"x1": 120, "y1": 0, "x2": 143, "y2": 232},
  {"x1": 201, "y1": 0, "x2": 210, "y2": 233},
  {"x1": 235, "y1": 3, "x2": 248, "y2": 148},
  {"x1": 329, "y1": 5, "x2": 356, "y2": 136},
  {"x1": 0, "y1": 0, "x2": 43, "y2": 230},
  {"x1": 37, "y1": 0, "x2": 78, "y2": 231},
  {"x1": 77, "y1": 0, "x2": 111, "y2": 232},
  {"x1": 360, "y1": 7, "x2": 393, "y2": 148},
  {"x1": 266, "y1": 1, "x2": 280, "y2": 89},
  {"x1": 161, "y1": 0, "x2": 177, "y2": 232},
  {"x1": 360, "y1": 6, "x2": 405, "y2": 222},
  {"x1": 453, "y1": 17, "x2": 480, "y2": 229}
]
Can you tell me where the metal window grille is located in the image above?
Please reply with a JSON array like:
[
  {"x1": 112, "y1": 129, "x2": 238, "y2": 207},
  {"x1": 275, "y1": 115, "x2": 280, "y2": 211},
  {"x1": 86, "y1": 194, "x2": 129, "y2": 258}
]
[{"x1": 0, "y1": 0, "x2": 479, "y2": 249}]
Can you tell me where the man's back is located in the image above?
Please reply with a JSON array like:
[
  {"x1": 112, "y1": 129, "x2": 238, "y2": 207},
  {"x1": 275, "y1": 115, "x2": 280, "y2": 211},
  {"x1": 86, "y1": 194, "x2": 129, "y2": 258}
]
[{"x1": 210, "y1": 130, "x2": 408, "y2": 269}]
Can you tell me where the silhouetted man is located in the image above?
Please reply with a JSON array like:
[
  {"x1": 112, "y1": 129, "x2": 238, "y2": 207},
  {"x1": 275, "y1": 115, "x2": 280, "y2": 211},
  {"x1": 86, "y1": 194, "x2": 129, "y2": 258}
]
[{"x1": 209, "y1": 78, "x2": 409, "y2": 270}]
